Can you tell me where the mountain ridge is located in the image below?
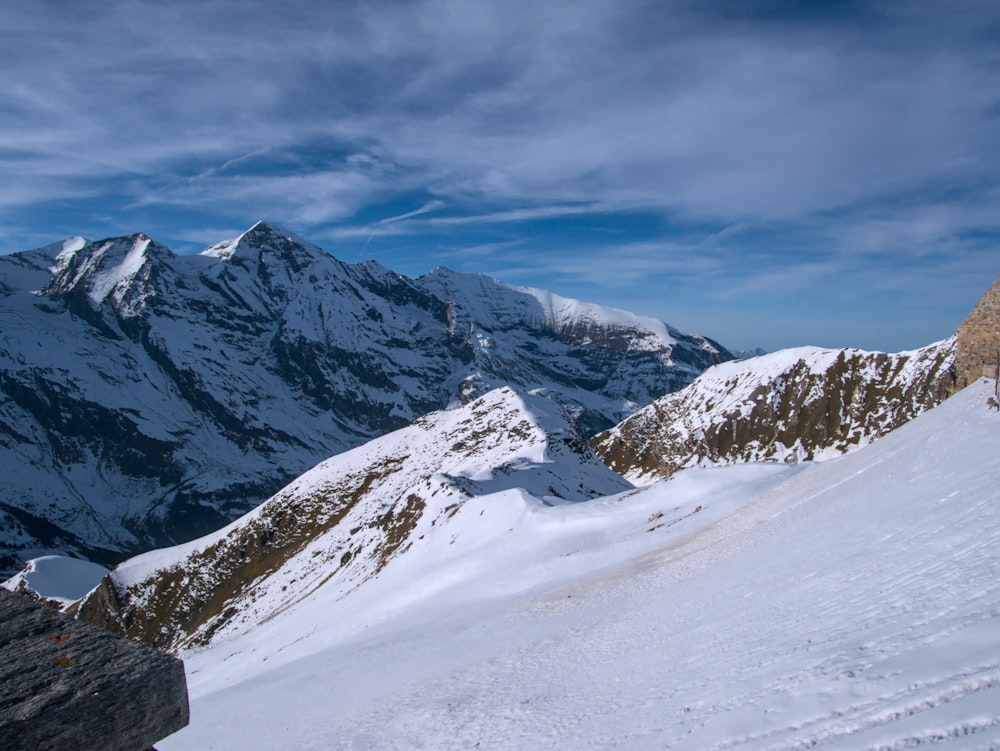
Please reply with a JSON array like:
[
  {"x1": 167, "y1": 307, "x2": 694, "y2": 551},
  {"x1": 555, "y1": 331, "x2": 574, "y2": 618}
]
[
  {"x1": 592, "y1": 337, "x2": 957, "y2": 484},
  {"x1": 72, "y1": 386, "x2": 633, "y2": 650}
]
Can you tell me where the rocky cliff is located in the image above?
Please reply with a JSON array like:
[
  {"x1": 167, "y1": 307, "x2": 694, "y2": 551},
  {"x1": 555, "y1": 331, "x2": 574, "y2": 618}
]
[{"x1": 955, "y1": 276, "x2": 1000, "y2": 389}]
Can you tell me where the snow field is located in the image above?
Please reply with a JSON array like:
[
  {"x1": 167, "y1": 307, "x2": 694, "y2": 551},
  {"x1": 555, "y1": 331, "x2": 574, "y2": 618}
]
[
  {"x1": 160, "y1": 382, "x2": 1000, "y2": 749},
  {"x1": 0, "y1": 555, "x2": 109, "y2": 607}
]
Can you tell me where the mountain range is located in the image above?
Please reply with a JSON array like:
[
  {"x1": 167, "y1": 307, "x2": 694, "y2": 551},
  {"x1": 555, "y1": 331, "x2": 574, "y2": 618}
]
[
  {"x1": 3, "y1": 220, "x2": 993, "y2": 748},
  {"x1": 0, "y1": 222, "x2": 730, "y2": 575}
]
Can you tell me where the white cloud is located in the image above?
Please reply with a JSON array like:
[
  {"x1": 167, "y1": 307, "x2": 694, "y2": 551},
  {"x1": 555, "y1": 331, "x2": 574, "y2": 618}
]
[
  {"x1": 376, "y1": 200, "x2": 447, "y2": 225},
  {"x1": 4, "y1": 0, "x2": 998, "y2": 232}
]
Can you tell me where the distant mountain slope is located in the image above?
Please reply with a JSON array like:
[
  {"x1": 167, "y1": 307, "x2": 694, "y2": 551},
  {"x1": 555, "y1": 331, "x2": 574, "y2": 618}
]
[
  {"x1": 418, "y1": 269, "x2": 727, "y2": 432},
  {"x1": 592, "y1": 338, "x2": 956, "y2": 485},
  {"x1": 73, "y1": 388, "x2": 632, "y2": 650},
  {"x1": 0, "y1": 222, "x2": 730, "y2": 575}
]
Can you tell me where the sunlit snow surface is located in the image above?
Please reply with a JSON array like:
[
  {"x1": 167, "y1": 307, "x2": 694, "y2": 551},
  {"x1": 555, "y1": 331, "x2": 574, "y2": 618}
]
[
  {"x1": 161, "y1": 382, "x2": 1000, "y2": 750},
  {"x1": 1, "y1": 555, "x2": 108, "y2": 607}
]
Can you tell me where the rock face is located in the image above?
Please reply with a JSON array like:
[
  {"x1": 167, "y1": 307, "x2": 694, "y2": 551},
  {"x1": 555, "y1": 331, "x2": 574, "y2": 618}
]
[
  {"x1": 0, "y1": 587, "x2": 188, "y2": 751},
  {"x1": 592, "y1": 339, "x2": 956, "y2": 485},
  {"x1": 74, "y1": 388, "x2": 631, "y2": 652},
  {"x1": 955, "y1": 276, "x2": 1000, "y2": 389},
  {"x1": 0, "y1": 222, "x2": 730, "y2": 575}
]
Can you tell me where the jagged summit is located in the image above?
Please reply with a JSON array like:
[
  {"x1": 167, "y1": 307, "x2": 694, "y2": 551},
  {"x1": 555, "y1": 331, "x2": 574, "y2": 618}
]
[
  {"x1": 38, "y1": 233, "x2": 176, "y2": 316},
  {"x1": 200, "y1": 220, "x2": 325, "y2": 271},
  {"x1": 37, "y1": 235, "x2": 89, "y2": 261}
]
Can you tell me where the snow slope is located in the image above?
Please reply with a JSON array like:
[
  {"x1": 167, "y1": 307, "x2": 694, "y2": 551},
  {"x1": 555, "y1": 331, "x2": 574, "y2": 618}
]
[
  {"x1": 1, "y1": 555, "x2": 108, "y2": 608},
  {"x1": 74, "y1": 387, "x2": 634, "y2": 650},
  {"x1": 155, "y1": 380, "x2": 999, "y2": 750}
]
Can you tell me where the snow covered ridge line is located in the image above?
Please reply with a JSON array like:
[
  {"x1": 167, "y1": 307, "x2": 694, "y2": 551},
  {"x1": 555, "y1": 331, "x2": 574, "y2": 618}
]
[
  {"x1": 593, "y1": 337, "x2": 957, "y2": 485},
  {"x1": 71, "y1": 388, "x2": 632, "y2": 651},
  {"x1": 0, "y1": 221, "x2": 729, "y2": 576}
]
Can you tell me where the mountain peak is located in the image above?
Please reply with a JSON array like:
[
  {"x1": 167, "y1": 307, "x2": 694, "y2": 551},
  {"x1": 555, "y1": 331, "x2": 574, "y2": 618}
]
[
  {"x1": 200, "y1": 221, "x2": 324, "y2": 270},
  {"x1": 244, "y1": 220, "x2": 302, "y2": 242},
  {"x1": 40, "y1": 233, "x2": 173, "y2": 312}
]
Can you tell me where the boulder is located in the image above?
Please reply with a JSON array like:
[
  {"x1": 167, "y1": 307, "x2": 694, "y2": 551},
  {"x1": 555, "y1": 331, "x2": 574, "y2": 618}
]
[{"x1": 0, "y1": 588, "x2": 188, "y2": 751}]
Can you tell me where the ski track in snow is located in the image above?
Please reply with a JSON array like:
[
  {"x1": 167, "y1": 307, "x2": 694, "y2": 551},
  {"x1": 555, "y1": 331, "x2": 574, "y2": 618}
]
[{"x1": 160, "y1": 383, "x2": 1000, "y2": 750}]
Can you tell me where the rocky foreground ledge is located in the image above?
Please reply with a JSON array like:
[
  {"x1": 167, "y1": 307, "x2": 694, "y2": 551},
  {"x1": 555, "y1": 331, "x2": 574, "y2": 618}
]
[{"x1": 0, "y1": 588, "x2": 188, "y2": 751}]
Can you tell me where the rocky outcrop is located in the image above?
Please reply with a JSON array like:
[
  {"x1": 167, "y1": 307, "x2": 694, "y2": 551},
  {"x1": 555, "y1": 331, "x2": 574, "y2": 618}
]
[
  {"x1": 0, "y1": 587, "x2": 188, "y2": 751},
  {"x1": 592, "y1": 339, "x2": 955, "y2": 485},
  {"x1": 955, "y1": 276, "x2": 1000, "y2": 389}
]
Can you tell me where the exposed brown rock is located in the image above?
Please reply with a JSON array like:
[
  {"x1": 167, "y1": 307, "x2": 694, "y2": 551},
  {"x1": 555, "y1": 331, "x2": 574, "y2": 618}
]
[
  {"x1": 73, "y1": 458, "x2": 406, "y2": 650},
  {"x1": 593, "y1": 340, "x2": 955, "y2": 484},
  {"x1": 955, "y1": 276, "x2": 1000, "y2": 390}
]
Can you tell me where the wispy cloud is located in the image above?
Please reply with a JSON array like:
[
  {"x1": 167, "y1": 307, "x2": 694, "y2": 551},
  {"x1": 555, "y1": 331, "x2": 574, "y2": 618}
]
[
  {"x1": 6, "y1": 1, "x2": 996, "y2": 227},
  {"x1": 376, "y1": 200, "x2": 447, "y2": 225},
  {"x1": 426, "y1": 204, "x2": 618, "y2": 226}
]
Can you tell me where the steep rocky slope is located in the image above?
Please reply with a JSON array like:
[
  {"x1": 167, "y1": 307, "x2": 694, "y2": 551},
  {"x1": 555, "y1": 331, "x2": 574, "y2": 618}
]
[
  {"x1": 73, "y1": 388, "x2": 631, "y2": 651},
  {"x1": 0, "y1": 222, "x2": 729, "y2": 574},
  {"x1": 593, "y1": 338, "x2": 956, "y2": 485}
]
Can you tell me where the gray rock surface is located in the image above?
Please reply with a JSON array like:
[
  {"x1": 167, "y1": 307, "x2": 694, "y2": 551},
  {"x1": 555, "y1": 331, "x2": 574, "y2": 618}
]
[{"x1": 0, "y1": 588, "x2": 188, "y2": 751}]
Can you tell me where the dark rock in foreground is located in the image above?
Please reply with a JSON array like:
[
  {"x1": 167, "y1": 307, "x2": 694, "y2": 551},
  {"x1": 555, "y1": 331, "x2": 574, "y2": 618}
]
[{"x1": 0, "y1": 588, "x2": 188, "y2": 751}]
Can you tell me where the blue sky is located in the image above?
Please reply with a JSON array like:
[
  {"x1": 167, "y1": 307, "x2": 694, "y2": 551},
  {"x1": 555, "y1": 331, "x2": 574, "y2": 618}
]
[{"x1": 2, "y1": 0, "x2": 998, "y2": 352}]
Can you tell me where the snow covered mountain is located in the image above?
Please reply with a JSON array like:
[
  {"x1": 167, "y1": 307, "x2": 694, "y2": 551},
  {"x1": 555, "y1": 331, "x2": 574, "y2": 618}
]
[
  {"x1": 73, "y1": 387, "x2": 632, "y2": 650},
  {"x1": 101, "y1": 378, "x2": 1000, "y2": 749},
  {"x1": 0, "y1": 222, "x2": 730, "y2": 575},
  {"x1": 592, "y1": 338, "x2": 956, "y2": 485},
  {"x1": 418, "y1": 268, "x2": 726, "y2": 432}
]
